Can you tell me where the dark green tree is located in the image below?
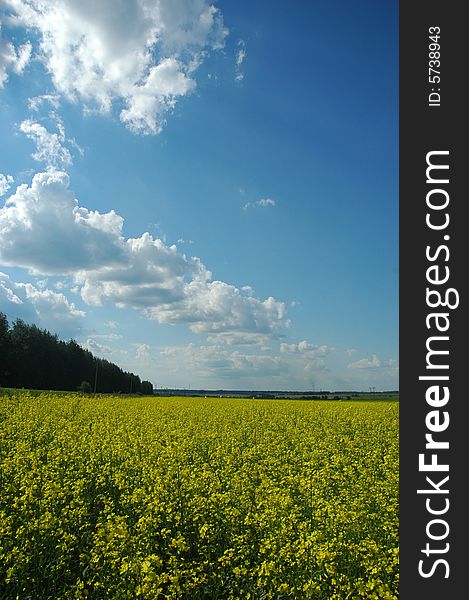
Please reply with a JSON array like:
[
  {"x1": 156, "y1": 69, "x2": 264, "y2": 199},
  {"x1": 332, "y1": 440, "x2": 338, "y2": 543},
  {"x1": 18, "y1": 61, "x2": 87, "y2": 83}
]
[
  {"x1": 0, "y1": 314, "x2": 152, "y2": 394},
  {"x1": 0, "y1": 312, "x2": 12, "y2": 386},
  {"x1": 141, "y1": 380, "x2": 154, "y2": 395}
]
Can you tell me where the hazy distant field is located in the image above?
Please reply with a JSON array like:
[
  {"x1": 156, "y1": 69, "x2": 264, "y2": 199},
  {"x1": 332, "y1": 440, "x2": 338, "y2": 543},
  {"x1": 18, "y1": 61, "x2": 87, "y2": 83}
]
[{"x1": 0, "y1": 393, "x2": 398, "y2": 599}]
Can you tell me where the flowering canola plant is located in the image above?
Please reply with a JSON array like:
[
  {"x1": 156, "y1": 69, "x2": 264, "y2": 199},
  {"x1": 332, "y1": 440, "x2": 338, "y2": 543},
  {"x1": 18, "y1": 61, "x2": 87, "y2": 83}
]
[{"x1": 0, "y1": 393, "x2": 398, "y2": 599}]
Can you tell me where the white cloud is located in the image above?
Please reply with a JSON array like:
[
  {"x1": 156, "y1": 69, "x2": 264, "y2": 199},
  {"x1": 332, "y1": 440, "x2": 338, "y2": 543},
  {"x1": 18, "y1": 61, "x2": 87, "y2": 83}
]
[
  {"x1": 347, "y1": 354, "x2": 381, "y2": 369},
  {"x1": 35, "y1": 278, "x2": 48, "y2": 289},
  {"x1": 257, "y1": 198, "x2": 275, "y2": 208},
  {"x1": 27, "y1": 93, "x2": 61, "y2": 112},
  {"x1": 0, "y1": 25, "x2": 31, "y2": 86},
  {"x1": 235, "y1": 39, "x2": 246, "y2": 82},
  {"x1": 0, "y1": 173, "x2": 13, "y2": 196},
  {"x1": 134, "y1": 342, "x2": 151, "y2": 363},
  {"x1": 235, "y1": 41, "x2": 246, "y2": 66},
  {"x1": 120, "y1": 57, "x2": 196, "y2": 134},
  {"x1": 14, "y1": 40, "x2": 31, "y2": 73},
  {"x1": 298, "y1": 340, "x2": 314, "y2": 352},
  {"x1": 280, "y1": 342, "x2": 298, "y2": 353},
  {"x1": 0, "y1": 171, "x2": 126, "y2": 273},
  {"x1": 1, "y1": 38, "x2": 18, "y2": 86},
  {"x1": 19, "y1": 119, "x2": 74, "y2": 168},
  {"x1": 4, "y1": 0, "x2": 228, "y2": 134},
  {"x1": 160, "y1": 343, "x2": 287, "y2": 379},
  {"x1": 89, "y1": 333, "x2": 123, "y2": 341},
  {"x1": 76, "y1": 232, "x2": 201, "y2": 308},
  {"x1": 84, "y1": 338, "x2": 112, "y2": 355},
  {"x1": 280, "y1": 340, "x2": 331, "y2": 356},
  {"x1": 0, "y1": 272, "x2": 22, "y2": 305},
  {"x1": 0, "y1": 271, "x2": 85, "y2": 337},
  {"x1": 243, "y1": 197, "x2": 276, "y2": 211},
  {"x1": 155, "y1": 341, "x2": 362, "y2": 390},
  {"x1": 145, "y1": 279, "x2": 288, "y2": 337},
  {"x1": 206, "y1": 331, "x2": 272, "y2": 347},
  {"x1": 279, "y1": 339, "x2": 333, "y2": 373},
  {"x1": 17, "y1": 281, "x2": 86, "y2": 320},
  {"x1": 0, "y1": 171, "x2": 289, "y2": 339}
]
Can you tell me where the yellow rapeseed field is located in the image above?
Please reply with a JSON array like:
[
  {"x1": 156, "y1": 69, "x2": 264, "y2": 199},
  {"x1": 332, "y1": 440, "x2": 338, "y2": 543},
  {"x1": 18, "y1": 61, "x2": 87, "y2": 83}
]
[{"x1": 0, "y1": 393, "x2": 398, "y2": 599}]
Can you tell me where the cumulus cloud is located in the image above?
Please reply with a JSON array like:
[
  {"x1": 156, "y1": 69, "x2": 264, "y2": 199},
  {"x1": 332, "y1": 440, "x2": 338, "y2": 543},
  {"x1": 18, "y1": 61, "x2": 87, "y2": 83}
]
[
  {"x1": 0, "y1": 271, "x2": 85, "y2": 337},
  {"x1": 160, "y1": 343, "x2": 287, "y2": 379},
  {"x1": 0, "y1": 171, "x2": 289, "y2": 338},
  {"x1": 145, "y1": 279, "x2": 288, "y2": 337},
  {"x1": 0, "y1": 171, "x2": 126, "y2": 273},
  {"x1": 280, "y1": 339, "x2": 333, "y2": 373},
  {"x1": 76, "y1": 233, "x2": 202, "y2": 309},
  {"x1": 0, "y1": 173, "x2": 13, "y2": 196},
  {"x1": 0, "y1": 24, "x2": 31, "y2": 86},
  {"x1": 243, "y1": 198, "x2": 276, "y2": 211},
  {"x1": 0, "y1": 272, "x2": 22, "y2": 305},
  {"x1": 347, "y1": 354, "x2": 381, "y2": 369},
  {"x1": 4, "y1": 0, "x2": 228, "y2": 134},
  {"x1": 120, "y1": 57, "x2": 196, "y2": 134},
  {"x1": 17, "y1": 281, "x2": 85, "y2": 320},
  {"x1": 19, "y1": 119, "x2": 73, "y2": 168}
]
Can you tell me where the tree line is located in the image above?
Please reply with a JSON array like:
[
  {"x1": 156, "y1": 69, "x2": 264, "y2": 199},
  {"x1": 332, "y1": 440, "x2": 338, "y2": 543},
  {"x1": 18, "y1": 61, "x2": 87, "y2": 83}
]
[{"x1": 0, "y1": 313, "x2": 153, "y2": 395}]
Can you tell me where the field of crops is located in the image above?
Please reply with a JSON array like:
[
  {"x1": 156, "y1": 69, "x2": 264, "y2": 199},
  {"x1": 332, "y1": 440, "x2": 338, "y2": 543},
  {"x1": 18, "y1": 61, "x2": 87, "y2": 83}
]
[{"x1": 0, "y1": 393, "x2": 399, "y2": 599}]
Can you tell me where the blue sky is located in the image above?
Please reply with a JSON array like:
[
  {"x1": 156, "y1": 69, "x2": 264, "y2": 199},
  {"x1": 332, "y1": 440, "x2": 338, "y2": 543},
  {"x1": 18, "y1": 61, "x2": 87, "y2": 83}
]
[{"x1": 0, "y1": 0, "x2": 398, "y2": 391}]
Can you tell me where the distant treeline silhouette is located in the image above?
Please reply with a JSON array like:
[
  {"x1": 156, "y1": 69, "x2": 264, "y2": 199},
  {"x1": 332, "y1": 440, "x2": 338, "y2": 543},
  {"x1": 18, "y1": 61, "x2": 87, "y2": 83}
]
[{"x1": 0, "y1": 313, "x2": 153, "y2": 394}]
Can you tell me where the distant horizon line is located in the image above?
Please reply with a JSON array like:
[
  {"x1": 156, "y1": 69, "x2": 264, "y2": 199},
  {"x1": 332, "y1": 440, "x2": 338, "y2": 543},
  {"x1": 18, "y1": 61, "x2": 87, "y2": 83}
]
[{"x1": 153, "y1": 388, "x2": 400, "y2": 394}]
